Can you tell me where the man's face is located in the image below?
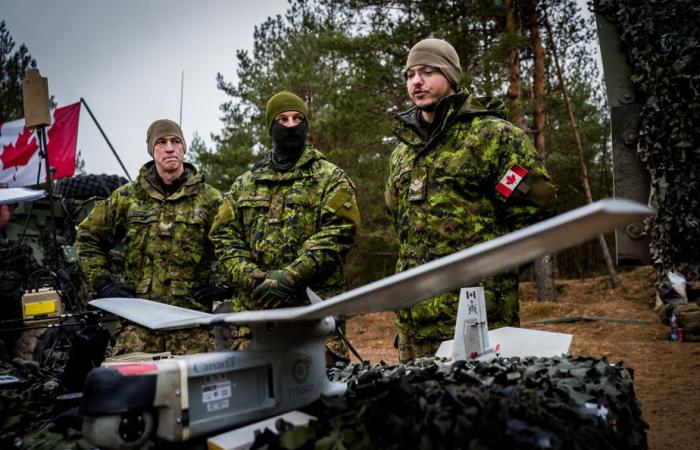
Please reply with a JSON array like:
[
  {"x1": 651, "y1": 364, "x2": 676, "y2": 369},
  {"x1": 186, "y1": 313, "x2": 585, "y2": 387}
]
[
  {"x1": 0, "y1": 204, "x2": 14, "y2": 229},
  {"x1": 153, "y1": 135, "x2": 185, "y2": 174},
  {"x1": 274, "y1": 111, "x2": 305, "y2": 128},
  {"x1": 405, "y1": 65, "x2": 455, "y2": 111}
]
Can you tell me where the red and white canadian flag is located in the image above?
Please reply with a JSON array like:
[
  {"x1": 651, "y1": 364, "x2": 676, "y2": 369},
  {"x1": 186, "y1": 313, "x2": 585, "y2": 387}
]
[
  {"x1": 0, "y1": 102, "x2": 80, "y2": 187},
  {"x1": 496, "y1": 163, "x2": 528, "y2": 199}
]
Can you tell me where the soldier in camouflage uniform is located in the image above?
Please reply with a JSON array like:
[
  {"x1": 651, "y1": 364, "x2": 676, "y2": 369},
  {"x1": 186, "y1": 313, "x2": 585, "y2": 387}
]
[
  {"x1": 210, "y1": 91, "x2": 360, "y2": 363},
  {"x1": 0, "y1": 200, "x2": 29, "y2": 359},
  {"x1": 76, "y1": 119, "x2": 225, "y2": 355},
  {"x1": 386, "y1": 39, "x2": 556, "y2": 362}
]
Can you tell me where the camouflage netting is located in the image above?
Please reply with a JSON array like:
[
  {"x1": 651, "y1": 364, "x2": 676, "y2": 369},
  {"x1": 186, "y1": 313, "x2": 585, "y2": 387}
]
[
  {"x1": 592, "y1": 0, "x2": 700, "y2": 281},
  {"x1": 253, "y1": 357, "x2": 648, "y2": 450},
  {"x1": 0, "y1": 356, "x2": 648, "y2": 449},
  {"x1": 0, "y1": 359, "x2": 88, "y2": 449}
]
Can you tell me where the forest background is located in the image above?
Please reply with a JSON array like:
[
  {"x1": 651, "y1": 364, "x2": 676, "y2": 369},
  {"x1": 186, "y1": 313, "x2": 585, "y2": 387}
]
[
  {"x1": 1, "y1": 0, "x2": 620, "y2": 290},
  {"x1": 187, "y1": 0, "x2": 614, "y2": 289}
]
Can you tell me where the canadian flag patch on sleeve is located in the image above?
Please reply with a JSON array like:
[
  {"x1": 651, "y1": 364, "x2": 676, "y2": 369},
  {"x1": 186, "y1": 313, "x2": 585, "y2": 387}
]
[{"x1": 496, "y1": 164, "x2": 528, "y2": 199}]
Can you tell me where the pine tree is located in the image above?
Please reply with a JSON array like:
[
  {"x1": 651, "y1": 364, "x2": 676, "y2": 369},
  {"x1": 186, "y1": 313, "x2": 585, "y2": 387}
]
[{"x1": 0, "y1": 21, "x2": 38, "y2": 123}]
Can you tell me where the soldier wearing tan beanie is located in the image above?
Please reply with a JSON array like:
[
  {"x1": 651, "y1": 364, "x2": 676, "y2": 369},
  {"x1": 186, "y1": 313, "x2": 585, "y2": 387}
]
[
  {"x1": 386, "y1": 38, "x2": 556, "y2": 363},
  {"x1": 76, "y1": 118, "x2": 227, "y2": 355}
]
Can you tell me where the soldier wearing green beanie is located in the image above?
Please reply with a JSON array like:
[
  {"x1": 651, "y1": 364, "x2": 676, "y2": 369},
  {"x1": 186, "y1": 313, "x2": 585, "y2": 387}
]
[
  {"x1": 386, "y1": 38, "x2": 557, "y2": 362},
  {"x1": 76, "y1": 119, "x2": 229, "y2": 356},
  {"x1": 211, "y1": 91, "x2": 360, "y2": 364},
  {"x1": 265, "y1": 91, "x2": 309, "y2": 133}
]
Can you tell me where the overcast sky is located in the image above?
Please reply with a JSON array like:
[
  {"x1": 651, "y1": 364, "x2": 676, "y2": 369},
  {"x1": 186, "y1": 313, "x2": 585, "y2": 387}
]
[{"x1": 3, "y1": 0, "x2": 289, "y2": 180}]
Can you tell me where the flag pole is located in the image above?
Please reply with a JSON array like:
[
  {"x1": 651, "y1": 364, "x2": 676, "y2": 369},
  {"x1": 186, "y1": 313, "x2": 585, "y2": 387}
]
[
  {"x1": 79, "y1": 98, "x2": 132, "y2": 181},
  {"x1": 179, "y1": 70, "x2": 184, "y2": 127},
  {"x1": 36, "y1": 126, "x2": 60, "y2": 265}
]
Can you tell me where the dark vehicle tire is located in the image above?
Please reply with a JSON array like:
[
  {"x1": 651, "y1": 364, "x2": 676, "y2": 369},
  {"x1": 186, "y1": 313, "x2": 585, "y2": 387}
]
[{"x1": 55, "y1": 174, "x2": 128, "y2": 200}]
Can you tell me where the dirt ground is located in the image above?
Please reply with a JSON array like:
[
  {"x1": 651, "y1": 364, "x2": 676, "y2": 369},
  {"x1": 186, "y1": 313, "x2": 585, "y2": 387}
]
[{"x1": 346, "y1": 266, "x2": 699, "y2": 450}]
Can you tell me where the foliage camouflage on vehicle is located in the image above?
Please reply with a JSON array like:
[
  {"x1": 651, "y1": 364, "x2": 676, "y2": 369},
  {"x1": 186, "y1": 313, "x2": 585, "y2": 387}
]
[
  {"x1": 0, "y1": 359, "x2": 87, "y2": 449},
  {"x1": 592, "y1": 0, "x2": 700, "y2": 282},
  {"x1": 252, "y1": 356, "x2": 648, "y2": 450}
]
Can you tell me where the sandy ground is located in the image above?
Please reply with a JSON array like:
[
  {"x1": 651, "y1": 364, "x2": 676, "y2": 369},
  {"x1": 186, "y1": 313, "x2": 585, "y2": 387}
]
[{"x1": 346, "y1": 266, "x2": 699, "y2": 450}]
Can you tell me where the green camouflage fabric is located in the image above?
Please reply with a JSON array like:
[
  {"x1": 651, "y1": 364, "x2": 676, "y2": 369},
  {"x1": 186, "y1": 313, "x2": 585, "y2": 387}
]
[
  {"x1": 210, "y1": 147, "x2": 359, "y2": 311},
  {"x1": 385, "y1": 90, "x2": 555, "y2": 346},
  {"x1": 112, "y1": 325, "x2": 214, "y2": 355},
  {"x1": 76, "y1": 162, "x2": 222, "y2": 354},
  {"x1": 0, "y1": 240, "x2": 39, "y2": 360},
  {"x1": 76, "y1": 161, "x2": 222, "y2": 310}
]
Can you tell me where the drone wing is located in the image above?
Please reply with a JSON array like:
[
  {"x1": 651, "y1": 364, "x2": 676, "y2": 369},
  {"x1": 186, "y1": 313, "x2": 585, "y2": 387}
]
[
  {"x1": 291, "y1": 198, "x2": 652, "y2": 320},
  {"x1": 90, "y1": 198, "x2": 652, "y2": 330}
]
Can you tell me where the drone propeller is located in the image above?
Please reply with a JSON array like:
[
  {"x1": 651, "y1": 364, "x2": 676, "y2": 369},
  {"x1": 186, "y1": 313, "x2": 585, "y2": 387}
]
[{"x1": 90, "y1": 198, "x2": 652, "y2": 330}]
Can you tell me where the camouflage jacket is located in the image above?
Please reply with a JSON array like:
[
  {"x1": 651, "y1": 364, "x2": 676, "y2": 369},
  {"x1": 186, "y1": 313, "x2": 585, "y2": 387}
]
[
  {"x1": 210, "y1": 147, "x2": 360, "y2": 309},
  {"x1": 386, "y1": 90, "x2": 556, "y2": 339},
  {"x1": 76, "y1": 162, "x2": 222, "y2": 311}
]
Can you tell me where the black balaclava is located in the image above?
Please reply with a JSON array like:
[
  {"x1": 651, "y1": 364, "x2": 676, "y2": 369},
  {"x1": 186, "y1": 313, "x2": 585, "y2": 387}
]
[{"x1": 270, "y1": 120, "x2": 308, "y2": 172}]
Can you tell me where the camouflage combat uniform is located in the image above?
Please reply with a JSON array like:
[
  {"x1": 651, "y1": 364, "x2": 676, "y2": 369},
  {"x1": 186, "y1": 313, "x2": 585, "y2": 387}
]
[
  {"x1": 210, "y1": 147, "x2": 360, "y2": 359},
  {"x1": 76, "y1": 162, "x2": 222, "y2": 354},
  {"x1": 0, "y1": 238, "x2": 37, "y2": 360},
  {"x1": 385, "y1": 90, "x2": 555, "y2": 360}
]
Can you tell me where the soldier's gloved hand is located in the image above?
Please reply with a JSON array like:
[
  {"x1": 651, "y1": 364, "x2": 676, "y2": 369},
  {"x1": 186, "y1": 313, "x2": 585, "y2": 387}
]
[
  {"x1": 250, "y1": 270, "x2": 297, "y2": 309},
  {"x1": 93, "y1": 278, "x2": 135, "y2": 299},
  {"x1": 192, "y1": 284, "x2": 235, "y2": 307}
]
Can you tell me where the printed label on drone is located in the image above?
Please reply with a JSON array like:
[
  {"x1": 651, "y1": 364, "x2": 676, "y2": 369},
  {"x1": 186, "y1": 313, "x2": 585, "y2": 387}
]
[
  {"x1": 202, "y1": 380, "x2": 232, "y2": 403},
  {"x1": 206, "y1": 398, "x2": 230, "y2": 412}
]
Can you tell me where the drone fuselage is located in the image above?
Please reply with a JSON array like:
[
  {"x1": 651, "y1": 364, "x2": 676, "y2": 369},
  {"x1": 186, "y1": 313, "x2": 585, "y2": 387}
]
[{"x1": 81, "y1": 318, "x2": 344, "y2": 448}]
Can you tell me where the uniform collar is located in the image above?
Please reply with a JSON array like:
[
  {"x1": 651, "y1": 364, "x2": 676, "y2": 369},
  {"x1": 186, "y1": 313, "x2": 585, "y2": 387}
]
[
  {"x1": 251, "y1": 146, "x2": 326, "y2": 181},
  {"x1": 393, "y1": 89, "x2": 507, "y2": 147},
  {"x1": 138, "y1": 161, "x2": 202, "y2": 200}
]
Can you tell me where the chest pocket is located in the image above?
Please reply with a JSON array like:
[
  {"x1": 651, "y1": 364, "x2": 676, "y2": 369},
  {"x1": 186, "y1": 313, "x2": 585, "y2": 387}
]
[
  {"x1": 284, "y1": 194, "x2": 318, "y2": 236},
  {"x1": 123, "y1": 208, "x2": 159, "y2": 271},
  {"x1": 237, "y1": 194, "x2": 271, "y2": 231},
  {"x1": 392, "y1": 167, "x2": 412, "y2": 195},
  {"x1": 172, "y1": 210, "x2": 207, "y2": 242},
  {"x1": 393, "y1": 166, "x2": 429, "y2": 203},
  {"x1": 125, "y1": 209, "x2": 159, "y2": 240}
]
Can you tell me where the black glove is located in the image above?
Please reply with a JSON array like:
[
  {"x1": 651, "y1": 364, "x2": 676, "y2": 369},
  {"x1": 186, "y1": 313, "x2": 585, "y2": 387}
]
[
  {"x1": 93, "y1": 278, "x2": 135, "y2": 299},
  {"x1": 192, "y1": 284, "x2": 235, "y2": 306}
]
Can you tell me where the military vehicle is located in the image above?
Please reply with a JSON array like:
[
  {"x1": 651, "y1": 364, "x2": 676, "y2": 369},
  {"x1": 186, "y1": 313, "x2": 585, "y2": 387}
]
[{"x1": 0, "y1": 174, "x2": 127, "y2": 365}]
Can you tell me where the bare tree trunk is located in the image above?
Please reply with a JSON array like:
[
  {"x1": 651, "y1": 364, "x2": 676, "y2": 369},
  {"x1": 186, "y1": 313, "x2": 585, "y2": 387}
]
[
  {"x1": 506, "y1": 0, "x2": 524, "y2": 129},
  {"x1": 529, "y1": 0, "x2": 547, "y2": 156},
  {"x1": 542, "y1": 4, "x2": 618, "y2": 288},
  {"x1": 527, "y1": 0, "x2": 557, "y2": 301}
]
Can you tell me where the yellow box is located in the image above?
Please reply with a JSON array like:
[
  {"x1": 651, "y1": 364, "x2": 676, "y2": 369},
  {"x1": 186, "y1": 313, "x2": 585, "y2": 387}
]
[{"x1": 22, "y1": 288, "x2": 63, "y2": 323}]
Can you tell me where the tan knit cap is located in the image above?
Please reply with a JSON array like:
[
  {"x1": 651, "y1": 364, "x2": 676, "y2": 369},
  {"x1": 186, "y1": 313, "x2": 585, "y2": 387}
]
[
  {"x1": 405, "y1": 38, "x2": 461, "y2": 88},
  {"x1": 146, "y1": 119, "x2": 186, "y2": 156}
]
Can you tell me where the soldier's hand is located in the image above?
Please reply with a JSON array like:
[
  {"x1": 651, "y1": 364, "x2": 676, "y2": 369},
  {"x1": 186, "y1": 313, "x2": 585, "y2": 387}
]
[
  {"x1": 192, "y1": 284, "x2": 235, "y2": 307},
  {"x1": 250, "y1": 270, "x2": 297, "y2": 309},
  {"x1": 93, "y1": 278, "x2": 135, "y2": 299}
]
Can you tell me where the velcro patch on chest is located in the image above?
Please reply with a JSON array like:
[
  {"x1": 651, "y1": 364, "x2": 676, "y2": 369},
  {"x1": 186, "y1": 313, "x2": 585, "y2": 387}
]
[{"x1": 496, "y1": 164, "x2": 528, "y2": 199}]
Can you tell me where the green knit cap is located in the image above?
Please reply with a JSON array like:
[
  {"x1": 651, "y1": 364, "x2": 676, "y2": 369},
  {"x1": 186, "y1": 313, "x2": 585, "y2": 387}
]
[
  {"x1": 146, "y1": 119, "x2": 186, "y2": 156},
  {"x1": 265, "y1": 91, "x2": 308, "y2": 133}
]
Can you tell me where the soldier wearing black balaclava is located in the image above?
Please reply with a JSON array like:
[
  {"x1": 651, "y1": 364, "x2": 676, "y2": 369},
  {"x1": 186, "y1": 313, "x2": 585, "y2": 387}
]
[{"x1": 211, "y1": 91, "x2": 361, "y2": 364}]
